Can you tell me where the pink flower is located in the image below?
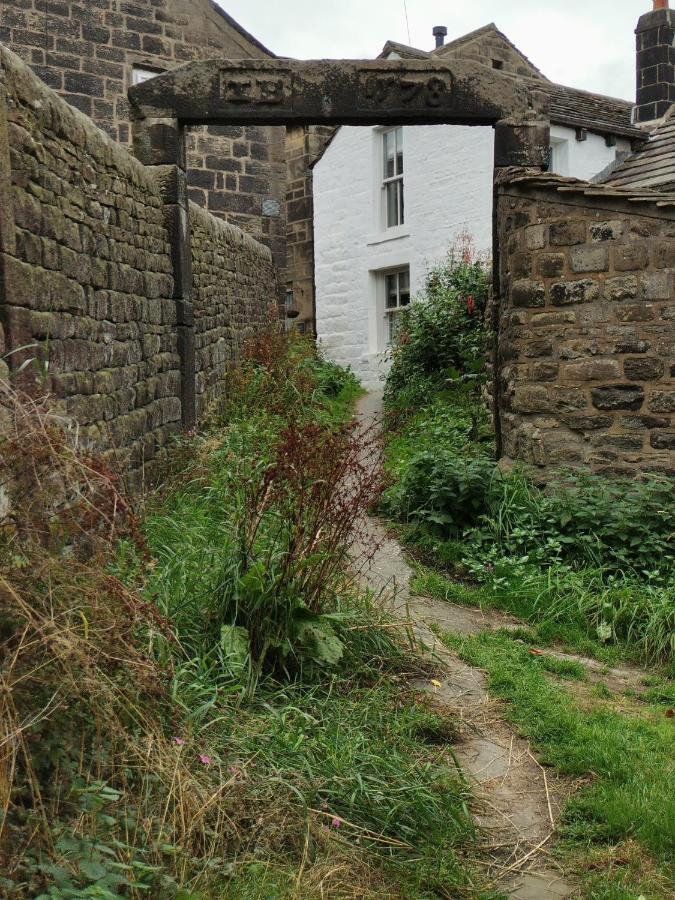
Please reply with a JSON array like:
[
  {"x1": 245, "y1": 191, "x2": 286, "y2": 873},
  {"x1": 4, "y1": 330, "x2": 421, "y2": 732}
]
[
  {"x1": 172, "y1": 737, "x2": 185, "y2": 746},
  {"x1": 331, "y1": 817, "x2": 341, "y2": 829},
  {"x1": 198, "y1": 754, "x2": 212, "y2": 766}
]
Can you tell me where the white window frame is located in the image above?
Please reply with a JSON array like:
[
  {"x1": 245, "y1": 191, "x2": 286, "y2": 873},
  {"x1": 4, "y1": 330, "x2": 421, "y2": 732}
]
[
  {"x1": 382, "y1": 266, "x2": 410, "y2": 347},
  {"x1": 382, "y1": 127, "x2": 404, "y2": 229},
  {"x1": 549, "y1": 137, "x2": 570, "y2": 175}
]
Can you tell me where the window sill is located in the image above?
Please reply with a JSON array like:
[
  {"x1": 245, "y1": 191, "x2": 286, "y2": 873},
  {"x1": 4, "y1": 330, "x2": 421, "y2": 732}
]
[{"x1": 366, "y1": 227, "x2": 411, "y2": 246}]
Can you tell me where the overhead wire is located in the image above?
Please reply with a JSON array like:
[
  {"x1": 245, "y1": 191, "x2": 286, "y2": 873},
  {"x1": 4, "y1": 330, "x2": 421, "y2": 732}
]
[{"x1": 403, "y1": 0, "x2": 412, "y2": 44}]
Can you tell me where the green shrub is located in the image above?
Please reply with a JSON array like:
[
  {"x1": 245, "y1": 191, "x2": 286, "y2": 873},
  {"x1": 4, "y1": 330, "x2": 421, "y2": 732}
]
[{"x1": 383, "y1": 235, "x2": 490, "y2": 418}]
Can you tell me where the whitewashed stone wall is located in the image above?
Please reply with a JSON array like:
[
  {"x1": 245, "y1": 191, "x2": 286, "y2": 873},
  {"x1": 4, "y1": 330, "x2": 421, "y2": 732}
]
[{"x1": 314, "y1": 124, "x2": 632, "y2": 389}]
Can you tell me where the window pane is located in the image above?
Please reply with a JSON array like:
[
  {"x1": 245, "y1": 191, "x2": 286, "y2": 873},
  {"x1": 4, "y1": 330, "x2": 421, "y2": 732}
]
[
  {"x1": 395, "y1": 128, "x2": 403, "y2": 175},
  {"x1": 384, "y1": 131, "x2": 395, "y2": 179},
  {"x1": 385, "y1": 274, "x2": 398, "y2": 309},
  {"x1": 386, "y1": 182, "x2": 399, "y2": 228},
  {"x1": 399, "y1": 269, "x2": 410, "y2": 305},
  {"x1": 398, "y1": 179, "x2": 404, "y2": 226}
]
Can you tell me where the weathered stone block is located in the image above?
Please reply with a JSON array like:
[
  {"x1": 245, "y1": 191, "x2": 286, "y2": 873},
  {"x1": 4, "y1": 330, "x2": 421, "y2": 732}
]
[
  {"x1": 591, "y1": 433, "x2": 644, "y2": 451},
  {"x1": 512, "y1": 252, "x2": 533, "y2": 278},
  {"x1": 549, "y1": 221, "x2": 586, "y2": 246},
  {"x1": 623, "y1": 357, "x2": 665, "y2": 381},
  {"x1": 562, "y1": 414, "x2": 613, "y2": 431},
  {"x1": 512, "y1": 385, "x2": 550, "y2": 413},
  {"x1": 530, "y1": 310, "x2": 576, "y2": 326},
  {"x1": 537, "y1": 253, "x2": 565, "y2": 278},
  {"x1": 512, "y1": 279, "x2": 545, "y2": 308},
  {"x1": 550, "y1": 279, "x2": 599, "y2": 306},
  {"x1": 648, "y1": 391, "x2": 675, "y2": 413},
  {"x1": 615, "y1": 305, "x2": 655, "y2": 322},
  {"x1": 551, "y1": 388, "x2": 587, "y2": 411},
  {"x1": 613, "y1": 243, "x2": 649, "y2": 271},
  {"x1": 523, "y1": 341, "x2": 552, "y2": 358},
  {"x1": 590, "y1": 221, "x2": 624, "y2": 242},
  {"x1": 570, "y1": 246, "x2": 609, "y2": 273},
  {"x1": 591, "y1": 385, "x2": 645, "y2": 411},
  {"x1": 603, "y1": 275, "x2": 638, "y2": 302},
  {"x1": 531, "y1": 362, "x2": 559, "y2": 381},
  {"x1": 654, "y1": 240, "x2": 675, "y2": 269},
  {"x1": 564, "y1": 359, "x2": 621, "y2": 381},
  {"x1": 650, "y1": 431, "x2": 675, "y2": 450},
  {"x1": 614, "y1": 339, "x2": 650, "y2": 354},
  {"x1": 621, "y1": 415, "x2": 670, "y2": 429},
  {"x1": 639, "y1": 271, "x2": 671, "y2": 300},
  {"x1": 524, "y1": 225, "x2": 546, "y2": 250}
]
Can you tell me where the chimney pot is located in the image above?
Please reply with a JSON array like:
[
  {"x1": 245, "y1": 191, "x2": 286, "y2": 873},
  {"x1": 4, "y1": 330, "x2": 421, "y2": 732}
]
[
  {"x1": 433, "y1": 25, "x2": 448, "y2": 48},
  {"x1": 653, "y1": 1, "x2": 669, "y2": 10}
]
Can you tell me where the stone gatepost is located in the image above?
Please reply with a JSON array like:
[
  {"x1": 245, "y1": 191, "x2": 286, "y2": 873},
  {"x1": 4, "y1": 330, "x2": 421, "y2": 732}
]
[
  {"x1": 132, "y1": 115, "x2": 196, "y2": 429},
  {"x1": 491, "y1": 112, "x2": 551, "y2": 457}
]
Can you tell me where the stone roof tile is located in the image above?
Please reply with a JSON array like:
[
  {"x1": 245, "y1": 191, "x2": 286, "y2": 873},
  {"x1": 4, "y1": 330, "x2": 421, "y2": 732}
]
[{"x1": 602, "y1": 107, "x2": 675, "y2": 191}]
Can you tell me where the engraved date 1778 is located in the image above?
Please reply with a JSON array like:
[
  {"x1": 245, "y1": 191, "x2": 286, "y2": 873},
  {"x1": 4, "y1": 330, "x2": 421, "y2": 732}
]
[{"x1": 362, "y1": 73, "x2": 452, "y2": 108}]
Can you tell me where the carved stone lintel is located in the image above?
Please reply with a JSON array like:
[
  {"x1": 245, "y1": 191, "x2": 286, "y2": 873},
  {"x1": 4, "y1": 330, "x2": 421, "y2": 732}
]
[{"x1": 129, "y1": 58, "x2": 539, "y2": 126}]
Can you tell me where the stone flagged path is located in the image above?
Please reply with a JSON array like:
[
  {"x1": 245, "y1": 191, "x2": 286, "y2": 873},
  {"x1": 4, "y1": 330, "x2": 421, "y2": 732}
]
[{"x1": 354, "y1": 392, "x2": 576, "y2": 899}]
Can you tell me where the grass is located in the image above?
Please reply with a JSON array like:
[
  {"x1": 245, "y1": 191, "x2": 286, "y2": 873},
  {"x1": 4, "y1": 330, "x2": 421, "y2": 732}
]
[
  {"x1": 410, "y1": 564, "x2": 670, "y2": 671},
  {"x1": 438, "y1": 628, "x2": 675, "y2": 899}
]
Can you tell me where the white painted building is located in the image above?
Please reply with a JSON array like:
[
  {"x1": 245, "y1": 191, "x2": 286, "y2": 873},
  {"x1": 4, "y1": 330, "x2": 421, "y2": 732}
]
[{"x1": 313, "y1": 25, "x2": 641, "y2": 389}]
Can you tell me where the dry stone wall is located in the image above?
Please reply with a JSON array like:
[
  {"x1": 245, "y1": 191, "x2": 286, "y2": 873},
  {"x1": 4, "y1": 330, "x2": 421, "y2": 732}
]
[
  {"x1": 1, "y1": 44, "x2": 180, "y2": 482},
  {"x1": 190, "y1": 202, "x2": 275, "y2": 418},
  {"x1": 1, "y1": 47, "x2": 277, "y2": 486},
  {"x1": 497, "y1": 175, "x2": 675, "y2": 476}
]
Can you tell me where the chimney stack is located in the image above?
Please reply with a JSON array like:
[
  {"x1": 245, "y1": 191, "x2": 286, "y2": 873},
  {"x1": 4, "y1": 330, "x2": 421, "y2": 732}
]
[
  {"x1": 635, "y1": 1, "x2": 674, "y2": 123},
  {"x1": 433, "y1": 25, "x2": 448, "y2": 48}
]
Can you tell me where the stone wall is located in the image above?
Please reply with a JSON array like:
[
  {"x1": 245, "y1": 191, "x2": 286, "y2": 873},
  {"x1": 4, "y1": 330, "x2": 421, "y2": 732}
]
[
  {"x1": 0, "y1": 0, "x2": 288, "y2": 271},
  {"x1": 190, "y1": 202, "x2": 275, "y2": 417},
  {"x1": 1, "y1": 47, "x2": 277, "y2": 484},
  {"x1": 497, "y1": 173, "x2": 675, "y2": 475}
]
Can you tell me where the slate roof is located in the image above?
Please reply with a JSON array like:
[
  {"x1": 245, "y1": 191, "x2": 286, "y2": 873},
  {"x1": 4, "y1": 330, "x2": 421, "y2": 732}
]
[
  {"x1": 377, "y1": 23, "x2": 644, "y2": 142},
  {"x1": 602, "y1": 107, "x2": 675, "y2": 191},
  {"x1": 503, "y1": 170, "x2": 675, "y2": 208},
  {"x1": 378, "y1": 40, "x2": 431, "y2": 61},
  {"x1": 537, "y1": 83, "x2": 643, "y2": 140}
]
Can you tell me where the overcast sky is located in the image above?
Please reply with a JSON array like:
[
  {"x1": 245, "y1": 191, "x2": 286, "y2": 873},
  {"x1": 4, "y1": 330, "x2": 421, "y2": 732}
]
[{"x1": 217, "y1": 0, "x2": 651, "y2": 101}]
